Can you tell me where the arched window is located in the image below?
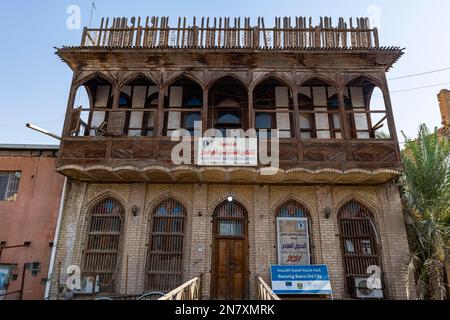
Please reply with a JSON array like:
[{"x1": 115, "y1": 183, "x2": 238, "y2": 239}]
[
  {"x1": 254, "y1": 78, "x2": 293, "y2": 138},
  {"x1": 146, "y1": 199, "x2": 186, "y2": 292},
  {"x1": 276, "y1": 200, "x2": 311, "y2": 265},
  {"x1": 120, "y1": 77, "x2": 159, "y2": 137},
  {"x1": 208, "y1": 76, "x2": 248, "y2": 137},
  {"x1": 338, "y1": 201, "x2": 384, "y2": 298},
  {"x1": 344, "y1": 77, "x2": 390, "y2": 139},
  {"x1": 214, "y1": 200, "x2": 247, "y2": 237},
  {"x1": 82, "y1": 198, "x2": 125, "y2": 293},
  {"x1": 72, "y1": 76, "x2": 114, "y2": 137},
  {"x1": 164, "y1": 78, "x2": 203, "y2": 136},
  {"x1": 299, "y1": 78, "x2": 341, "y2": 139}
]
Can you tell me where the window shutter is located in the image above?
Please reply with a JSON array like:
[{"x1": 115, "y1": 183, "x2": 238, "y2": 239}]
[
  {"x1": 69, "y1": 107, "x2": 82, "y2": 135},
  {"x1": 106, "y1": 112, "x2": 125, "y2": 136}
]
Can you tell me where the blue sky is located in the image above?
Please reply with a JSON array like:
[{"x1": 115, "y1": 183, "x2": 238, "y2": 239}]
[{"x1": 0, "y1": 0, "x2": 449, "y2": 145}]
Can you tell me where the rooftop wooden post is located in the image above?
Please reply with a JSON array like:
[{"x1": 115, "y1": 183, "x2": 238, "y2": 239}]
[
  {"x1": 81, "y1": 27, "x2": 88, "y2": 46},
  {"x1": 253, "y1": 27, "x2": 260, "y2": 48}
]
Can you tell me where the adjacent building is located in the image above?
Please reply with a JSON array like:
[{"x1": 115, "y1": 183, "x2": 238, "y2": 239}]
[
  {"x1": 48, "y1": 16, "x2": 410, "y2": 300},
  {"x1": 0, "y1": 145, "x2": 65, "y2": 300}
]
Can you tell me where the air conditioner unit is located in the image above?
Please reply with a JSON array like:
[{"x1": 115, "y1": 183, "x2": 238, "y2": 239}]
[
  {"x1": 74, "y1": 275, "x2": 100, "y2": 295},
  {"x1": 354, "y1": 277, "x2": 384, "y2": 299}
]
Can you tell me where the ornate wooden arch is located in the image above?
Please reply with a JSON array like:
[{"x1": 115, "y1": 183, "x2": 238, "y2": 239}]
[
  {"x1": 342, "y1": 73, "x2": 386, "y2": 92},
  {"x1": 119, "y1": 72, "x2": 159, "y2": 88},
  {"x1": 162, "y1": 72, "x2": 205, "y2": 91},
  {"x1": 74, "y1": 72, "x2": 118, "y2": 91},
  {"x1": 297, "y1": 74, "x2": 340, "y2": 90},
  {"x1": 206, "y1": 73, "x2": 251, "y2": 91},
  {"x1": 146, "y1": 198, "x2": 187, "y2": 292},
  {"x1": 251, "y1": 72, "x2": 294, "y2": 93},
  {"x1": 82, "y1": 197, "x2": 125, "y2": 293}
]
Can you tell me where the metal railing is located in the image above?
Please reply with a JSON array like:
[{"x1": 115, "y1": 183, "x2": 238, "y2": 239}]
[
  {"x1": 158, "y1": 276, "x2": 202, "y2": 301},
  {"x1": 256, "y1": 277, "x2": 281, "y2": 301}
]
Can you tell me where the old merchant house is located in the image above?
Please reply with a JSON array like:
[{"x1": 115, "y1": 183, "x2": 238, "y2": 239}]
[{"x1": 48, "y1": 16, "x2": 409, "y2": 300}]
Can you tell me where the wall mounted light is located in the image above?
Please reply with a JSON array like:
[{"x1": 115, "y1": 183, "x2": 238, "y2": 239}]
[
  {"x1": 324, "y1": 207, "x2": 332, "y2": 219},
  {"x1": 227, "y1": 196, "x2": 233, "y2": 202},
  {"x1": 132, "y1": 206, "x2": 140, "y2": 217}
]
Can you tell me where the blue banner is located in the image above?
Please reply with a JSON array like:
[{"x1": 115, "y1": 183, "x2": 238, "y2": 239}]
[{"x1": 270, "y1": 265, "x2": 332, "y2": 295}]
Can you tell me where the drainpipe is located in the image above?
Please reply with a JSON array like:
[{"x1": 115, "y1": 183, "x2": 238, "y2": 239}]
[{"x1": 44, "y1": 177, "x2": 68, "y2": 300}]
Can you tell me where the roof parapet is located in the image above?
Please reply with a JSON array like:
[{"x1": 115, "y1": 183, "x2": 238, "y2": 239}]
[{"x1": 80, "y1": 16, "x2": 381, "y2": 50}]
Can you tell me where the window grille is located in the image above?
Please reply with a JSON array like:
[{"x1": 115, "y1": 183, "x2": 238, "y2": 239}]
[
  {"x1": 0, "y1": 172, "x2": 21, "y2": 202},
  {"x1": 338, "y1": 201, "x2": 383, "y2": 298},
  {"x1": 82, "y1": 198, "x2": 124, "y2": 292},
  {"x1": 146, "y1": 199, "x2": 186, "y2": 292}
]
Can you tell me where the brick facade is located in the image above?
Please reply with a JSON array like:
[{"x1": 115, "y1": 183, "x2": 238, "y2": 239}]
[{"x1": 48, "y1": 181, "x2": 410, "y2": 300}]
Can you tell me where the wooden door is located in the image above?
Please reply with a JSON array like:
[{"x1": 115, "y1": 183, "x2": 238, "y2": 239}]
[
  {"x1": 212, "y1": 200, "x2": 248, "y2": 300},
  {"x1": 215, "y1": 238, "x2": 246, "y2": 299}
]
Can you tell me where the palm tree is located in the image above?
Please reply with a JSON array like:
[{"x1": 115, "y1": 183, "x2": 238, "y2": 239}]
[{"x1": 401, "y1": 124, "x2": 450, "y2": 300}]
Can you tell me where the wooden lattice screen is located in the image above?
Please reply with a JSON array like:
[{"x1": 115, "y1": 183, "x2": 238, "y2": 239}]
[
  {"x1": 338, "y1": 201, "x2": 382, "y2": 297},
  {"x1": 276, "y1": 200, "x2": 309, "y2": 218},
  {"x1": 146, "y1": 199, "x2": 186, "y2": 292},
  {"x1": 214, "y1": 200, "x2": 247, "y2": 237},
  {"x1": 82, "y1": 198, "x2": 124, "y2": 292}
]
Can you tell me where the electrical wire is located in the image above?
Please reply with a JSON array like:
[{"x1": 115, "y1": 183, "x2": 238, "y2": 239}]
[{"x1": 389, "y1": 67, "x2": 450, "y2": 81}]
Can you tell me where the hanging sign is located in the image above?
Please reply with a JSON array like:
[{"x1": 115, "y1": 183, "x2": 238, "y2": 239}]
[
  {"x1": 270, "y1": 265, "x2": 332, "y2": 295},
  {"x1": 197, "y1": 137, "x2": 258, "y2": 166},
  {"x1": 277, "y1": 217, "x2": 310, "y2": 265}
]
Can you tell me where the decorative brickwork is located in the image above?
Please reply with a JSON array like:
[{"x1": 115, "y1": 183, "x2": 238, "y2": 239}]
[{"x1": 48, "y1": 182, "x2": 409, "y2": 300}]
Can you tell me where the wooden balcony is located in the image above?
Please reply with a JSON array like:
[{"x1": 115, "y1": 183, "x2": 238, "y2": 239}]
[{"x1": 56, "y1": 136, "x2": 402, "y2": 184}]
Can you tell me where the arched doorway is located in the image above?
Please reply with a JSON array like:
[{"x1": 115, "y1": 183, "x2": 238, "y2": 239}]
[{"x1": 211, "y1": 199, "x2": 248, "y2": 300}]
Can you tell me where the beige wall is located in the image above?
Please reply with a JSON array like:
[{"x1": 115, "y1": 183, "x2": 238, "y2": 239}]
[{"x1": 49, "y1": 181, "x2": 410, "y2": 300}]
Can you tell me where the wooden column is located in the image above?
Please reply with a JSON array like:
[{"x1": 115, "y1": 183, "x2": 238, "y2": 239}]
[
  {"x1": 381, "y1": 78, "x2": 401, "y2": 161},
  {"x1": 291, "y1": 88, "x2": 300, "y2": 139},
  {"x1": 248, "y1": 90, "x2": 255, "y2": 131},
  {"x1": 337, "y1": 86, "x2": 350, "y2": 141},
  {"x1": 156, "y1": 87, "x2": 165, "y2": 136},
  {"x1": 202, "y1": 88, "x2": 208, "y2": 134},
  {"x1": 337, "y1": 85, "x2": 352, "y2": 161},
  {"x1": 61, "y1": 76, "x2": 78, "y2": 137},
  {"x1": 112, "y1": 84, "x2": 120, "y2": 111}
]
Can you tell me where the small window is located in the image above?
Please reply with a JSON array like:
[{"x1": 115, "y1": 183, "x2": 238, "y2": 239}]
[{"x1": 0, "y1": 172, "x2": 21, "y2": 202}]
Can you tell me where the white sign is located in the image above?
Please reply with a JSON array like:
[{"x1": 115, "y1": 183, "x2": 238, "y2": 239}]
[
  {"x1": 277, "y1": 218, "x2": 310, "y2": 265},
  {"x1": 197, "y1": 137, "x2": 258, "y2": 166}
]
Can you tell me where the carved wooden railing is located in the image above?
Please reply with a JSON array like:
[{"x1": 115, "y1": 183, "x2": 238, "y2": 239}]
[
  {"x1": 81, "y1": 16, "x2": 380, "y2": 49},
  {"x1": 58, "y1": 136, "x2": 401, "y2": 167},
  {"x1": 158, "y1": 276, "x2": 202, "y2": 301},
  {"x1": 256, "y1": 277, "x2": 281, "y2": 301}
]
